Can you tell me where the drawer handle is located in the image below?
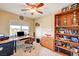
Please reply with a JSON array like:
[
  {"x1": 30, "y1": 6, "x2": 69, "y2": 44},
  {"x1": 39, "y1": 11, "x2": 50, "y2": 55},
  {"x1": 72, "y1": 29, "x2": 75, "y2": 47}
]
[{"x1": 0, "y1": 47, "x2": 3, "y2": 51}]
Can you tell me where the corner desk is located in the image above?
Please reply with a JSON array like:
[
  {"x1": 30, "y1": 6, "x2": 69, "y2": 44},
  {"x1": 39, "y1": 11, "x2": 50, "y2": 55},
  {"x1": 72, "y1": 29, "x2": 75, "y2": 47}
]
[{"x1": 0, "y1": 36, "x2": 31, "y2": 56}]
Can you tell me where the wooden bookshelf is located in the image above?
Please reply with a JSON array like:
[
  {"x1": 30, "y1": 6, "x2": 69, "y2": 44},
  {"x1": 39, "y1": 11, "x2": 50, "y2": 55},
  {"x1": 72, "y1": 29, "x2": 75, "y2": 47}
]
[{"x1": 55, "y1": 4, "x2": 79, "y2": 56}]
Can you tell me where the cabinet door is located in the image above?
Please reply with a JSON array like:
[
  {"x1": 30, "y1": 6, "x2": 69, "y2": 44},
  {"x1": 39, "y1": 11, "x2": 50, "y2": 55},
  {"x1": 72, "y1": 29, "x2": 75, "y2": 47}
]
[{"x1": 0, "y1": 41, "x2": 14, "y2": 56}]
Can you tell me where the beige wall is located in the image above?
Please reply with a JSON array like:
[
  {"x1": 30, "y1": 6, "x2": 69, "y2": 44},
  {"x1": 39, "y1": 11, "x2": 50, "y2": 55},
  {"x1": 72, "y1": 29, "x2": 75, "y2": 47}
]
[
  {"x1": 0, "y1": 10, "x2": 34, "y2": 36},
  {"x1": 0, "y1": 10, "x2": 55, "y2": 38},
  {"x1": 35, "y1": 14, "x2": 55, "y2": 38}
]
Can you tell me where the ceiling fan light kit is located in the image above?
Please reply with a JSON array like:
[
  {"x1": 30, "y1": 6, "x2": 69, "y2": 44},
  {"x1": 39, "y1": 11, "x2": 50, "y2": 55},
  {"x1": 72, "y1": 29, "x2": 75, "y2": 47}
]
[{"x1": 21, "y1": 3, "x2": 44, "y2": 15}]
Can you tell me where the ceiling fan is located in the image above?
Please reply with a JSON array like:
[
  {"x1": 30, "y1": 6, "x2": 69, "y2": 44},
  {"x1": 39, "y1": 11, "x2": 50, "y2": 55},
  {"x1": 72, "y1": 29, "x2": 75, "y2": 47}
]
[{"x1": 21, "y1": 3, "x2": 44, "y2": 15}]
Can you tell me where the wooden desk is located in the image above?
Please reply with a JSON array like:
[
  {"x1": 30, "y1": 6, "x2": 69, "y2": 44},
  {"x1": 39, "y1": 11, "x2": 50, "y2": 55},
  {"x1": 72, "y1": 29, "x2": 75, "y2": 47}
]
[{"x1": 0, "y1": 36, "x2": 30, "y2": 44}]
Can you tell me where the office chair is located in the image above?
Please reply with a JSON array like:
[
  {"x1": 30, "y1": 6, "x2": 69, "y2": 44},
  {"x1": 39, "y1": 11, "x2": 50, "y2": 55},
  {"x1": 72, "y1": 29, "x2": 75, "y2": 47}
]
[{"x1": 24, "y1": 37, "x2": 35, "y2": 53}]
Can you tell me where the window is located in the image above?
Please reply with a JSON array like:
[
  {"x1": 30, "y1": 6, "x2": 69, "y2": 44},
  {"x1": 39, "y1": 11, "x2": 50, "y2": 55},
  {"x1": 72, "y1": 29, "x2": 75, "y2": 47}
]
[
  {"x1": 10, "y1": 25, "x2": 29, "y2": 36},
  {"x1": 22, "y1": 26, "x2": 29, "y2": 35}
]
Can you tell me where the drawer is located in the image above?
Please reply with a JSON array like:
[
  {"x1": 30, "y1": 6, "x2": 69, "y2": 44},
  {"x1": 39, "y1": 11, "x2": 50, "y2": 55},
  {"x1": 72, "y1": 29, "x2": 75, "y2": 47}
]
[{"x1": 0, "y1": 41, "x2": 14, "y2": 47}]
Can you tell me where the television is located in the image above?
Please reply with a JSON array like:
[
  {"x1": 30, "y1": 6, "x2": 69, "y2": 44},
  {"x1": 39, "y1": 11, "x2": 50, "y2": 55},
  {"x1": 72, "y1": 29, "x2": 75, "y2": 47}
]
[
  {"x1": 17, "y1": 31, "x2": 24, "y2": 37},
  {"x1": 71, "y1": 37, "x2": 79, "y2": 43}
]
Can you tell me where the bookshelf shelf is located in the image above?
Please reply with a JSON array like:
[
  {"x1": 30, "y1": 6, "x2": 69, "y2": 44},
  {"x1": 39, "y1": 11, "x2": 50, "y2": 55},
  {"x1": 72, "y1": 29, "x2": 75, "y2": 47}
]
[
  {"x1": 55, "y1": 39, "x2": 79, "y2": 46},
  {"x1": 55, "y1": 7, "x2": 79, "y2": 16},
  {"x1": 55, "y1": 33, "x2": 79, "y2": 37},
  {"x1": 56, "y1": 26, "x2": 79, "y2": 28},
  {"x1": 57, "y1": 46, "x2": 79, "y2": 54}
]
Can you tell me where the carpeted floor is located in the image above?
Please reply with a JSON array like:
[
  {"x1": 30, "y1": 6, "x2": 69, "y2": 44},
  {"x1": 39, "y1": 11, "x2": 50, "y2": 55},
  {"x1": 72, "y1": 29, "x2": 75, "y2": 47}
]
[{"x1": 13, "y1": 42, "x2": 61, "y2": 56}]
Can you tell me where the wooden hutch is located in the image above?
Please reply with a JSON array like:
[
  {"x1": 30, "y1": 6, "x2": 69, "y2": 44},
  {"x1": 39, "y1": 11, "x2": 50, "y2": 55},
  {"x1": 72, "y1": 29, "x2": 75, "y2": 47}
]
[{"x1": 55, "y1": 4, "x2": 79, "y2": 56}]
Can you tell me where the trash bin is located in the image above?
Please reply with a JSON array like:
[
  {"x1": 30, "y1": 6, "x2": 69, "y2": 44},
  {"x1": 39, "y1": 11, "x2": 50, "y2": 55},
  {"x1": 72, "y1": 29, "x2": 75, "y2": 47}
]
[{"x1": 36, "y1": 38, "x2": 40, "y2": 43}]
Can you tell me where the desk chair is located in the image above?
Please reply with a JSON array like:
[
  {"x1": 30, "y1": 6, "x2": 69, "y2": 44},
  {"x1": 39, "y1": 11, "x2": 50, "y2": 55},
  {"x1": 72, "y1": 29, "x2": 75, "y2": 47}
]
[{"x1": 24, "y1": 37, "x2": 35, "y2": 53}]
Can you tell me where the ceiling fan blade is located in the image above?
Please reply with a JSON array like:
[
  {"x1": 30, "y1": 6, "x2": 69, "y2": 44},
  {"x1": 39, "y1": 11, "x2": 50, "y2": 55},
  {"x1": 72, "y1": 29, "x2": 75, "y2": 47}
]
[
  {"x1": 36, "y1": 3, "x2": 44, "y2": 8},
  {"x1": 21, "y1": 9, "x2": 29, "y2": 11},
  {"x1": 25, "y1": 3, "x2": 35, "y2": 7},
  {"x1": 26, "y1": 3, "x2": 32, "y2": 6},
  {"x1": 36, "y1": 10, "x2": 43, "y2": 14}
]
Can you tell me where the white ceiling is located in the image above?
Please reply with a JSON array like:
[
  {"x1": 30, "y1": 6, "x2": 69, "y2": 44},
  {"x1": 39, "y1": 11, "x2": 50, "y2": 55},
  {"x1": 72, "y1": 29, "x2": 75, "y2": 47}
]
[{"x1": 0, "y1": 3, "x2": 71, "y2": 19}]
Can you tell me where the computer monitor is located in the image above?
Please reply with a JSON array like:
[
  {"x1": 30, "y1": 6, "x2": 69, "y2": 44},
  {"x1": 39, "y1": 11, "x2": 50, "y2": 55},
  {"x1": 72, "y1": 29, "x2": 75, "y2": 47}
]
[{"x1": 17, "y1": 31, "x2": 24, "y2": 37}]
